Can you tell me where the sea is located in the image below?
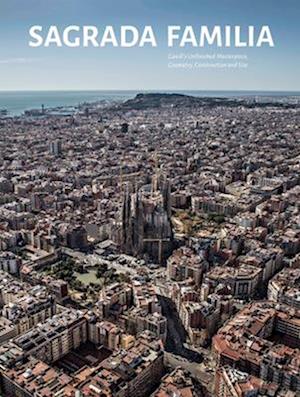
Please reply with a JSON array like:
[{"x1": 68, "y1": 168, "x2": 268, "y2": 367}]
[{"x1": 0, "y1": 90, "x2": 299, "y2": 116}]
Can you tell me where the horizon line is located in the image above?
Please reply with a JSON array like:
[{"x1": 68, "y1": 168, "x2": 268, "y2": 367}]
[{"x1": 0, "y1": 89, "x2": 299, "y2": 94}]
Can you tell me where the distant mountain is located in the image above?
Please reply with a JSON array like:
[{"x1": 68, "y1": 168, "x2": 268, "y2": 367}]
[
  {"x1": 118, "y1": 92, "x2": 299, "y2": 110},
  {"x1": 119, "y1": 92, "x2": 233, "y2": 109}
]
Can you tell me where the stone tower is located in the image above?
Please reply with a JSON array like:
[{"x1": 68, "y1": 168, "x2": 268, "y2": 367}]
[{"x1": 121, "y1": 175, "x2": 173, "y2": 264}]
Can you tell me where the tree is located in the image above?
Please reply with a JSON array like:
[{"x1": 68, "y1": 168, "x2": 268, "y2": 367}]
[{"x1": 96, "y1": 262, "x2": 108, "y2": 278}]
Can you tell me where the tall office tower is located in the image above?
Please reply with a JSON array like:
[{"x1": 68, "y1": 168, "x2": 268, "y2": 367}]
[
  {"x1": 121, "y1": 174, "x2": 173, "y2": 264},
  {"x1": 31, "y1": 193, "x2": 43, "y2": 212},
  {"x1": 49, "y1": 139, "x2": 62, "y2": 156}
]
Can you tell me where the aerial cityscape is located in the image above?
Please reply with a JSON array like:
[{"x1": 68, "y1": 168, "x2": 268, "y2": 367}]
[{"x1": 0, "y1": 91, "x2": 299, "y2": 397}]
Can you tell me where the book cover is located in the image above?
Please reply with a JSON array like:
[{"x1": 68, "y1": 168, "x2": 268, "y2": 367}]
[{"x1": 0, "y1": 1, "x2": 299, "y2": 396}]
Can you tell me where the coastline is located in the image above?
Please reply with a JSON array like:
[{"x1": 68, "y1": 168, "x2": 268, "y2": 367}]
[{"x1": 0, "y1": 89, "x2": 299, "y2": 117}]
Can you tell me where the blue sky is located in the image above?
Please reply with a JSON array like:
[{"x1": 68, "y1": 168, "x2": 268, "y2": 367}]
[{"x1": 0, "y1": 0, "x2": 299, "y2": 91}]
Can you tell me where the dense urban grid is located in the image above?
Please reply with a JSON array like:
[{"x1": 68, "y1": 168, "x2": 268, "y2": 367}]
[{"x1": 0, "y1": 93, "x2": 299, "y2": 397}]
